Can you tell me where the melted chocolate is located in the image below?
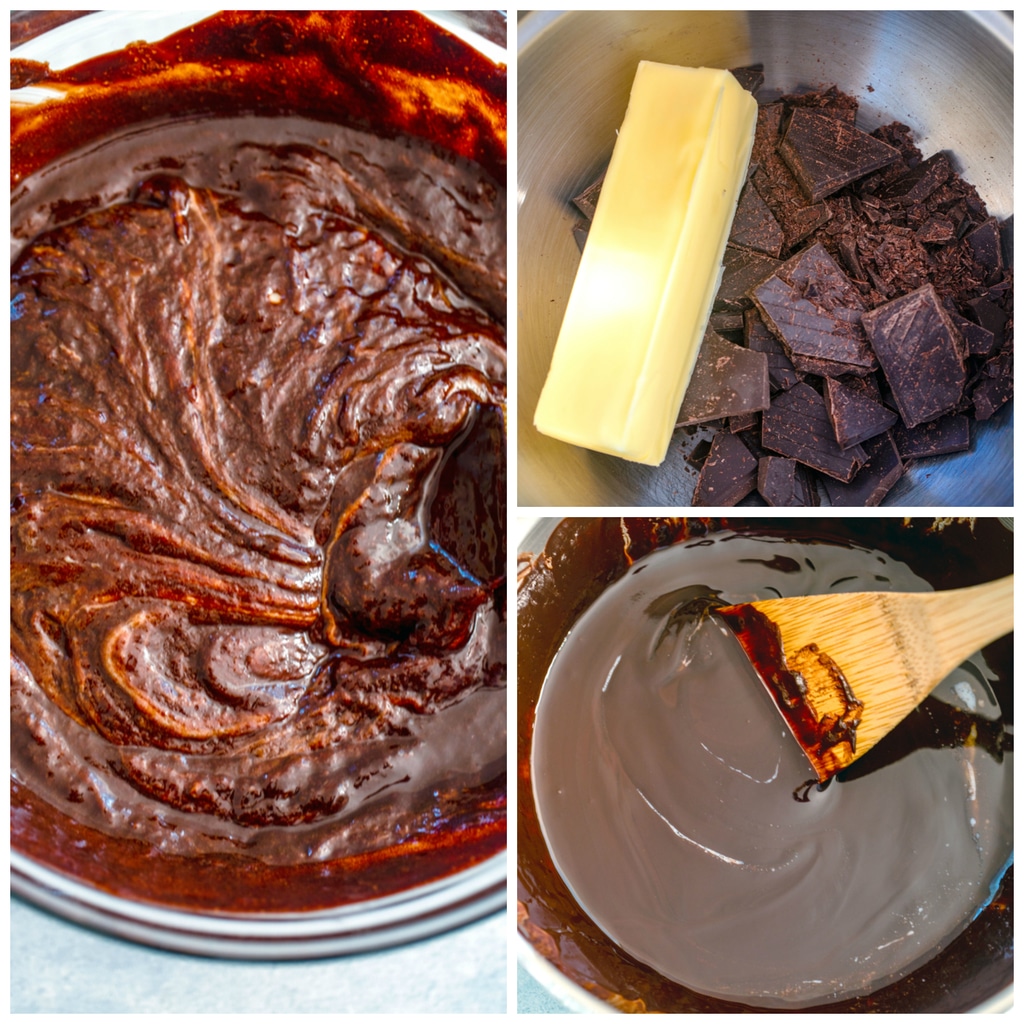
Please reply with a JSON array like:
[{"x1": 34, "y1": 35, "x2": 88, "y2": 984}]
[
  {"x1": 11, "y1": 11, "x2": 506, "y2": 912},
  {"x1": 519, "y1": 518, "x2": 1012, "y2": 1012}
]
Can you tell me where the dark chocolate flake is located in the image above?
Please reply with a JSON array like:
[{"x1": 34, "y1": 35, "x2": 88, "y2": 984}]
[{"x1": 779, "y1": 108, "x2": 901, "y2": 202}]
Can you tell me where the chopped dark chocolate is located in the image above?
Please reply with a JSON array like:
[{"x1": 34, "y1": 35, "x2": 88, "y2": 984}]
[
  {"x1": 729, "y1": 63, "x2": 765, "y2": 95},
  {"x1": 877, "y1": 152, "x2": 952, "y2": 205},
  {"x1": 915, "y1": 214, "x2": 958, "y2": 247},
  {"x1": 729, "y1": 411, "x2": 759, "y2": 433},
  {"x1": 778, "y1": 108, "x2": 901, "y2": 202},
  {"x1": 708, "y1": 311, "x2": 746, "y2": 342},
  {"x1": 893, "y1": 415, "x2": 971, "y2": 459},
  {"x1": 964, "y1": 217, "x2": 1005, "y2": 286},
  {"x1": 861, "y1": 283, "x2": 967, "y2": 428},
  {"x1": 951, "y1": 311, "x2": 997, "y2": 357},
  {"x1": 757, "y1": 455, "x2": 819, "y2": 506},
  {"x1": 760, "y1": 381, "x2": 866, "y2": 481},
  {"x1": 571, "y1": 171, "x2": 604, "y2": 221},
  {"x1": 691, "y1": 430, "x2": 758, "y2": 506},
  {"x1": 572, "y1": 220, "x2": 589, "y2": 253},
  {"x1": 714, "y1": 244, "x2": 782, "y2": 314},
  {"x1": 744, "y1": 307, "x2": 800, "y2": 392},
  {"x1": 751, "y1": 242, "x2": 876, "y2": 376},
  {"x1": 823, "y1": 376, "x2": 898, "y2": 449},
  {"x1": 685, "y1": 436, "x2": 714, "y2": 468},
  {"x1": 964, "y1": 292, "x2": 1009, "y2": 348},
  {"x1": 676, "y1": 329, "x2": 769, "y2": 427},
  {"x1": 730, "y1": 181, "x2": 784, "y2": 258},
  {"x1": 970, "y1": 345, "x2": 1013, "y2": 421},
  {"x1": 823, "y1": 432, "x2": 904, "y2": 506}
]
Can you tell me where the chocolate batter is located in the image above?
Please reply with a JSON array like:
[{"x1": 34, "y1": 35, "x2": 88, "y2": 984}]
[
  {"x1": 519, "y1": 519, "x2": 1012, "y2": 1011},
  {"x1": 11, "y1": 12, "x2": 506, "y2": 912}
]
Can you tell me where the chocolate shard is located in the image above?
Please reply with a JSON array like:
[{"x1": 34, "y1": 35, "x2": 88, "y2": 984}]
[
  {"x1": 760, "y1": 381, "x2": 867, "y2": 481},
  {"x1": 963, "y1": 293, "x2": 1009, "y2": 349},
  {"x1": 950, "y1": 311, "x2": 996, "y2": 358},
  {"x1": 779, "y1": 108, "x2": 901, "y2": 202},
  {"x1": 860, "y1": 283, "x2": 967, "y2": 428},
  {"x1": 691, "y1": 430, "x2": 758, "y2": 506},
  {"x1": 970, "y1": 346, "x2": 1013, "y2": 421},
  {"x1": 964, "y1": 217, "x2": 1005, "y2": 286},
  {"x1": 751, "y1": 242, "x2": 877, "y2": 377},
  {"x1": 729, "y1": 181, "x2": 784, "y2": 257},
  {"x1": 877, "y1": 152, "x2": 951, "y2": 204},
  {"x1": 892, "y1": 414, "x2": 971, "y2": 459},
  {"x1": 744, "y1": 308, "x2": 799, "y2": 392},
  {"x1": 822, "y1": 432, "x2": 904, "y2": 506},
  {"x1": 571, "y1": 171, "x2": 605, "y2": 221},
  {"x1": 757, "y1": 455, "x2": 820, "y2": 506},
  {"x1": 729, "y1": 63, "x2": 765, "y2": 95},
  {"x1": 572, "y1": 220, "x2": 590, "y2": 253},
  {"x1": 713, "y1": 244, "x2": 782, "y2": 314},
  {"x1": 915, "y1": 214, "x2": 958, "y2": 247},
  {"x1": 823, "y1": 376, "x2": 898, "y2": 449},
  {"x1": 676, "y1": 329, "x2": 770, "y2": 427}
]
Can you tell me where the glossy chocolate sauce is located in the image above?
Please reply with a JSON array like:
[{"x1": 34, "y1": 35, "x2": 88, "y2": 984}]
[
  {"x1": 11, "y1": 11, "x2": 506, "y2": 912},
  {"x1": 519, "y1": 519, "x2": 1012, "y2": 1012}
]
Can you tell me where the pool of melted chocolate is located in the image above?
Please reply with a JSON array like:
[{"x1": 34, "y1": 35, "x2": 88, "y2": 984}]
[
  {"x1": 519, "y1": 519, "x2": 1012, "y2": 1011},
  {"x1": 11, "y1": 11, "x2": 506, "y2": 914}
]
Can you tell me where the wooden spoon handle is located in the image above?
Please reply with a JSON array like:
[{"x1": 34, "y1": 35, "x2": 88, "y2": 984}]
[{"x1": 921, "y1": 575, "x2": 1013, "y2": 682}]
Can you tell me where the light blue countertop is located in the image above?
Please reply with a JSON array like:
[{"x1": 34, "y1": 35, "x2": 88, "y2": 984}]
[{"x1": 12, "y1": 897, "x2": 506, "y2": 1014}]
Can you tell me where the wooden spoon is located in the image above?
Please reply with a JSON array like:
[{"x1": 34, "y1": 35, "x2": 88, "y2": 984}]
[{"x1": 716, "y1": 575, "x2": 1013, "y2": 783}]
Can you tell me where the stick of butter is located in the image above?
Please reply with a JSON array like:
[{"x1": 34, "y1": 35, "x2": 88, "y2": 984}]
[{"x1": 534, "y1": 62, "x2": 758, "y2": 466}]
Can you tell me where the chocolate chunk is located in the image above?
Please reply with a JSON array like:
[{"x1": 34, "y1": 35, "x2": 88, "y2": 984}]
[
  {"x1": 749, "y1": 104, "x2": 832, "y2": 250},
  {"x1": 744, "y1": 308, "x2": 799, "y2": 392},
  {"x1": 571, "y1": 171, "x2": 604, "y2": 221},
  {"x1": 964, "y1": 293, "x2": 1009, "y2": 349},
  {"x1": 861, "y1": 283, "x2": 967, "y2": 428},
  {"x1": 779, "y1": 108, "x2": 901, "y2": 202},
  {"x1": 752, "y1": 242, "x2": 876, "y2": 377},
  {"x1": 691, "y1": 430, "x2": 758, "y2": 505},
  {"x1": 757, "y1": 456, "x2": 819, "y2": 506},
  {"x1": 877, "y1": 152, "x2": 951, "y2": 204},
  {"x1": 572, "y1": 220, "x2": 589, "y2": 253},
  {"x1": 1000, "y1": 214, "x2": 1013, "y2": 268},
  {"x1": 951, "y1": 311, "x2": 996, "y2": 357},
  {"x1": 708, "y1": 311, "x2": 745, "y2": 342},
  {"x1": 676, "y1": 329, "x2": 770, "y2": 427},
  {"x1": 970, "y1": 346, "x2": 1013, "y2": 421},
  {"x1": 893, "y1": 415, "x2": 971, "y2": 459},
  {"x1": 714, "y1": 244, "x2": 781, "y2": 314},
  {"x1": 730, "y1": 181, "x2": 784, "y2": 257},
  {"x1": 729, "y1": 63, "x2": 765, "y2": 95},
  {"x1": 823, "y1": 376, "x2": 898, "y2": 449},
  {"x1": 760, "y1": 381, "x2": 866, "y2": 481},
  {"x1": 685, "y1": 436, "x2": 713, "y2": 468},
  {"x1": 915, "y1": 214, "x2": 958, "y2": 247},
  {"x1": 729, "y1": 411, "x2": 759, "y2": 433},
  {"x1": 964, "y1": 217, "x2": 1004, "y2": 285},
  {"x1": 823, "y1": 432, "x2": 904, "y2": 506}
]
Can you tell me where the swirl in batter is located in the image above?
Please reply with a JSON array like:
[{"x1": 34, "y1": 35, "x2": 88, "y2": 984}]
[{"x1": 11, "y1": 115, "x2": 506, "y2": 909}]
